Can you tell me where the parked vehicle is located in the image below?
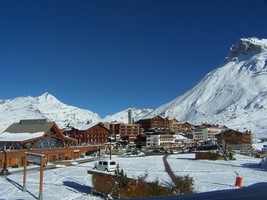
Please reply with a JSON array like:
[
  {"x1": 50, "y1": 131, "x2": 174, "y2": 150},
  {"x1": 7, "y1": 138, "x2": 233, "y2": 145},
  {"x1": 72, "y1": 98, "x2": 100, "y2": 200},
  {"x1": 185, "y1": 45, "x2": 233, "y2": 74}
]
[
  {"x1": 262, "y1": 145, "x2": 267, "y2": 152},
  {"x1": 94, "y1": 160, "x2": 117, "y2": 172}
]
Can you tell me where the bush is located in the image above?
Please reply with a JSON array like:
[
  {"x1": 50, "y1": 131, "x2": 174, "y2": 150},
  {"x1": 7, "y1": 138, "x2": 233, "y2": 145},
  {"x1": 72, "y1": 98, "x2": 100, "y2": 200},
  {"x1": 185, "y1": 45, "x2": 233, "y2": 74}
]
[
  {"x1": 173, "y1": 175, "x2": 194, "y2": 195},
  {"x1": 113, "y1": 165, "x2": 129, "y2": 189}
]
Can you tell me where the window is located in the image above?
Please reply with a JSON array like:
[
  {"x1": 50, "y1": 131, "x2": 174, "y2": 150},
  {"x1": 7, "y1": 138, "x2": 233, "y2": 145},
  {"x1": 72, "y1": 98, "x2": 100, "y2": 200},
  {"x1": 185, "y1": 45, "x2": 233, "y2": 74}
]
[{"x1": 110, "y1": 161, "x2": 116, "y2": 165}]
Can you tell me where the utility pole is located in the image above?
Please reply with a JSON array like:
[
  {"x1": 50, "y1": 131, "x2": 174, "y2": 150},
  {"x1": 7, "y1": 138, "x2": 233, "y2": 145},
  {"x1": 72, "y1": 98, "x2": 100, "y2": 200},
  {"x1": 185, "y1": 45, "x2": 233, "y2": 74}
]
[{"x1": 109, "y1": 131, "x2": 112, "y2": 160}]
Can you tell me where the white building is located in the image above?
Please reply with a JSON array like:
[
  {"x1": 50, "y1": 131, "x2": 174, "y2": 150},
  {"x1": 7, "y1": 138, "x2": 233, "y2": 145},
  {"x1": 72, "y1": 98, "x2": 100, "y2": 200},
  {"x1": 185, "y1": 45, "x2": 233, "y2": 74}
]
[
  {"x1": 146, "y1": 131, "x2": 185, "y2": 148},
  {"x1": 193, "y1": 127, "x2": 224, "y2": 142}
]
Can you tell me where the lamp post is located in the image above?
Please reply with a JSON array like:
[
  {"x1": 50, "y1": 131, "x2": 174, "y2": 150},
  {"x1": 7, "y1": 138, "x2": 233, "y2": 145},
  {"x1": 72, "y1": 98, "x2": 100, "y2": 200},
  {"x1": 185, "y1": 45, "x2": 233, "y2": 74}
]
[
  {"x1": 0, "y1": 149, "x2": 11, "y2": 176},
  {"x1": 109, "y1": 132, "x2": 112, "y2": 160}
]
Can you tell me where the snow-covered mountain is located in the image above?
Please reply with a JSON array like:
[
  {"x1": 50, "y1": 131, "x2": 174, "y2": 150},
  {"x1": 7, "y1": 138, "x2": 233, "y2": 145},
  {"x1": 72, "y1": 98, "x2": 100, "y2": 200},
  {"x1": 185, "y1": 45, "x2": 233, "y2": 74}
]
[
  {"x1": 0, "y1": 93, "x2": 152, "y2": 133},
  {"x1": 0, "y1": 92, "x2": 101, "y2": 132},
  {"x1": 143, "y1": 37, "x2": 267, "y2": 140},
  {"x1": 102, "y1": 108, "x2": 153, "y2": 123}
]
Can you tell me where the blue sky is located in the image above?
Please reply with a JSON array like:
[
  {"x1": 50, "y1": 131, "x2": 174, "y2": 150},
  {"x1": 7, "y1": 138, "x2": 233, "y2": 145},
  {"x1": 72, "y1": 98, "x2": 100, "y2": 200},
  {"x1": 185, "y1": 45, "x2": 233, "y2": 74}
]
[{"x1": 1, "y1": 0, "x2": 267, "y2": 118}]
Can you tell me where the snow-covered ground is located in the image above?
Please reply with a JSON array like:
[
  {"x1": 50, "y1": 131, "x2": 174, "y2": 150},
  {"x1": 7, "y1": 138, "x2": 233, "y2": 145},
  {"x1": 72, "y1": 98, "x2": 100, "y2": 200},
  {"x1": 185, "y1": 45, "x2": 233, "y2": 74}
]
[{"x1": 0, "y1": 153, "x2": 266, "y2": 199}]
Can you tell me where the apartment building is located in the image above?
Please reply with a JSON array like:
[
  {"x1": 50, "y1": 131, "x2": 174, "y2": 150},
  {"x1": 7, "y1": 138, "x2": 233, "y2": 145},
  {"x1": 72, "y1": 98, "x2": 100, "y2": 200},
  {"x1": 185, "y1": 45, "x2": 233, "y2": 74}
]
[
  {"x1": 146, "y1": 131, "x2": 176, "y2": 148},
  {"x1": 109, "y1": 123, "x2": 143, "y2": 144},
  {"x1": 192, "y1": 125, "x2": 225, "y2": 142}
]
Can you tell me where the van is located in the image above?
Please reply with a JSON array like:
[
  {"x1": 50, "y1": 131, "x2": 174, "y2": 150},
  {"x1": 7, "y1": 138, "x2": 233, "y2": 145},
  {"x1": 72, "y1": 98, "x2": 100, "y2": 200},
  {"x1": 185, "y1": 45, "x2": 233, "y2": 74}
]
[
  {"x1": 94, "y1": 160, "x2": 117, "y2": 172},
  {"x1": 262, "y1": 145, "x2": 267, "y2": 152}
]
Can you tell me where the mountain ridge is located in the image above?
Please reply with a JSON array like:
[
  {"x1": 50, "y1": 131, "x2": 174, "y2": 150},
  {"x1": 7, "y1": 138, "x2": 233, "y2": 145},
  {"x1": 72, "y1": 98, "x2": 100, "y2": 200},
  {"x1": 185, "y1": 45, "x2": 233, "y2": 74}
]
[
  {"x1": 0, "y1": 93, "x2": 152, "y2": 133},
  {"x1": 0, "y1": 93, "x2": 101, "y2": 132}
]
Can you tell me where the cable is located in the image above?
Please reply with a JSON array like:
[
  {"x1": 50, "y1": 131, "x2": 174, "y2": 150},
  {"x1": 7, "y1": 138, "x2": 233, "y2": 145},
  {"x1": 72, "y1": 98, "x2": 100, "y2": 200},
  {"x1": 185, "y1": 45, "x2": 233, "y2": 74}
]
[{"x1": 214, "y1": 141, "x2": 239, "y2": 177}]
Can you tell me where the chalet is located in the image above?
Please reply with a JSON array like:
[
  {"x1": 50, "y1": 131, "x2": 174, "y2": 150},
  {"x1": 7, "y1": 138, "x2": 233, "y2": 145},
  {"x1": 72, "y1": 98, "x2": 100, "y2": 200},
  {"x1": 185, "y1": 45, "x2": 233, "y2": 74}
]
[
  {"x1": 178, "y1": 122, "x2": 193, "y2": 132},
  {"x1": 135, "y1": 115, "x2": 179, "y2": 132},
  {"x1": 215, "y1": 129, "x2": 252, "y2": 152},
  {"x1": 167, "y1": 118, "x2": 179, "y2": 132},
  {"x1": 0, "y1": 119, "x2": 104, "y2": 168},
  {"x1": 64, "y1": 122, "x2": 110, "y2": 145},
  {"x1": 136, "y1": 115, "x2": 166, "y2": 131},
  {"x1": 0, "y1": 119, "x2": 77, "y2": 150}
]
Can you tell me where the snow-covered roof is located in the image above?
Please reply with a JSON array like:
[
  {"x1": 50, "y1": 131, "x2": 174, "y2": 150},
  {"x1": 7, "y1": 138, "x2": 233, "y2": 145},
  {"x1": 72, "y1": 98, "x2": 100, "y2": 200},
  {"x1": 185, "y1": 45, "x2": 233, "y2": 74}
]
[
  {"x1": 0, "y1": 132, "x2": 44, "y2": 142},
  {"x1": 72, "y1": 122, "x2": 100, "y2": 131},
  {"x1": 175, "y1": 134, "x2": 187, "y2": 140},
  {"x1": 252, "y1": 142, "x2": 267, "y2": 151},
  {"x1": 138, "y1": 114, "x2": 164, "y2": 120}
]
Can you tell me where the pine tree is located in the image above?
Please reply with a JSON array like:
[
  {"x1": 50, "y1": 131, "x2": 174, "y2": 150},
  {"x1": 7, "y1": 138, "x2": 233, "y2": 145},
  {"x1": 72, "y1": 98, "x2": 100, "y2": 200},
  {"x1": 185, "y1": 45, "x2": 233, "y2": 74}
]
[{"x1": 114, "y1": 165, "x2": 129, "y2": 189}]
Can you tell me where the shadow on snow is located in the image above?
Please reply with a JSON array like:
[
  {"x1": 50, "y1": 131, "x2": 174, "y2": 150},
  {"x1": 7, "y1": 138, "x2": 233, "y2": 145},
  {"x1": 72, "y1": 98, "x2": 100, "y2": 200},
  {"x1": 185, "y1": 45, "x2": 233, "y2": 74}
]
[
  {"x1": 63, "y1": 180, "x2": 92, "y2": 194},
  {"x1": 5, "y1": 177, "x2": 38, "y2": 199}
]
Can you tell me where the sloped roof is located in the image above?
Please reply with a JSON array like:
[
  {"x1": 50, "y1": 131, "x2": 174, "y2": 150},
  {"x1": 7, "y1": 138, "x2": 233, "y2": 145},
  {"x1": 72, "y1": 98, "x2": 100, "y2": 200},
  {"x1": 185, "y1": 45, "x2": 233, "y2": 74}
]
[
  {"x1": 0, "y1": 119, "x2": 77, "y2": 146},
  {"x1": 175, "y1": 134, "x2": 187, "y2": 140},
  {"x1": 72, "y1": 122, "x2": 110, "y2": 132},
  {"x1": 0, "y1": 119, "x2": 55, "y2": 142},
  {"x1": 73, "y1": 122, "x2": 99, "y2": 131},
  {"x1": 137, "y1": 115, "x2": 164, "y2": 121},
  {"x1": 4, "y1": 119, "x2": 54, "y2": 133}
]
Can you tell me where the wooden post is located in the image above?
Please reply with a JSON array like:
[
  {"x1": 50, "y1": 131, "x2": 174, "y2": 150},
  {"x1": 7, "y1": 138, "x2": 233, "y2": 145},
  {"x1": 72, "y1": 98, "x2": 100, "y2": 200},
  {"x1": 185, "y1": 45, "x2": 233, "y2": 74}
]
[
  {"x1": 22, "y1": 153, "x2": 27, "y2": 192},
  {"x1": 38, "y1": 155, "x2": 45, "y2": 200}
]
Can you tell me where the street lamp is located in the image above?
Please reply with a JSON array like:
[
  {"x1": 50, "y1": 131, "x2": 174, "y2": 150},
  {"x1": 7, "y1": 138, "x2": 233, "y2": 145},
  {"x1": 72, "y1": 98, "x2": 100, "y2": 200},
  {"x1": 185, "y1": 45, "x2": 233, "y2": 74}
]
[
  {"x1": 0, "y1": 149, "x2": 11, "y2": 176},
  {"x1": 109, "y1": 132, "x2": 112, "y2": 160}
]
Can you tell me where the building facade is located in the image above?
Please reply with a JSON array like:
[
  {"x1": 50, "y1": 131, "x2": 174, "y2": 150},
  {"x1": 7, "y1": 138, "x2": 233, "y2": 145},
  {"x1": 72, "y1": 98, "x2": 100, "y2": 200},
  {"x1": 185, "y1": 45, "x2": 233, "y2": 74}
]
[
  {"x1": 178, "y1": 122, "x2": 193, "y2": 132},
  {"x1": 192, "y1": 125, "x2": 225, "y2": 142},
  {"x1": 64, "y1": 123, "x2": 110, "y2": 145},
  {"x1": 135, "y1": 115, "x2": 179, "y2": 132},
  {"x1": 146, "y1": 131, "x2": 176, "y2": 148},
  {"x1": 215, "y1": 129, "x2": 252, "y2": 151},
  {"x1": 136, "y1": 115, "x2": 166, "y2": 131},
  {"x1": 167, "y1": 118, "x2": 179, "y2": 132},
  {"x1": 109, "y1": 123, "x2": 143, "y2": 144}
]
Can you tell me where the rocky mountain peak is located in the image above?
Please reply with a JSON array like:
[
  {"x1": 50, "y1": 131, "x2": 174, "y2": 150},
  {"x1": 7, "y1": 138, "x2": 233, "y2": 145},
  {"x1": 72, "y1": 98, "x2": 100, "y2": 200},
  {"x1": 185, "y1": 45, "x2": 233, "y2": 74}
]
[
  {"x1": 225, "y1": 37, "x2": 267, "y2": 62},
  {"x1": 37, "y1": 92, "x2": 59, "y2": 103}
]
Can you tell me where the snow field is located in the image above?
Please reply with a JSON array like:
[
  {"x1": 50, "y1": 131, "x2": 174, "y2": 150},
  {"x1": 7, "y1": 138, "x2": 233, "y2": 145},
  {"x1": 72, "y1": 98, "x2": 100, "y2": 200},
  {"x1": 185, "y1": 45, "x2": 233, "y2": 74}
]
[{"x1": 0, "y1": 153, "x2": 266, "y2": 199}]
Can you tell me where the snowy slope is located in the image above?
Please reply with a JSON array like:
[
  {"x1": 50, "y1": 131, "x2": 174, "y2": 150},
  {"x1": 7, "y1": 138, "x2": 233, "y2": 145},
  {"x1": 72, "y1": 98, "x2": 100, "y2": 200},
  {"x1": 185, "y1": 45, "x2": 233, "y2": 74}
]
[
  {"x1": 143, "y1": 38, "x2": 267, "y2": 139},
  {"x1": 102, "y1": 108, "x2": 152, "y2": 123},
  {"x1": 0, "y1": 92, "x2": 101, "y2": 132}
]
